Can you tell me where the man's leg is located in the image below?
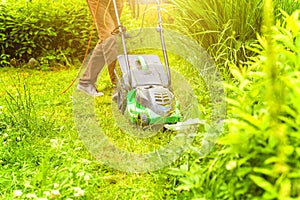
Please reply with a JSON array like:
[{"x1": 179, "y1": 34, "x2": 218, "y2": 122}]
[
  {"x1": 102, "y1": 36, "x2": 118, "y2": 86},
  {"x1": 102, "y1": 0, "x2": 124, "y2": 86},
  {"x1": 79, "y1": 43, "x2": 105, "y2": 87},
  {"x1": 78, "y1": 0, "x2": 121, "y2": 96},
  {"x1": 108, "y1": 60, "x2": 117, "y2": 85}
]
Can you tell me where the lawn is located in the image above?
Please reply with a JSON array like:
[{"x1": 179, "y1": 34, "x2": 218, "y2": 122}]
[{"x1": 0, "y1": 67, "x2": 187, "y2": 199}]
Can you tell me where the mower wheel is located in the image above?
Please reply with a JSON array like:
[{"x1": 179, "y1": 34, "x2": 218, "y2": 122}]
[
  {"x1": 137, "y1": 113, "x2": 149, "y2": 126},
  {"x1": 117, "y1": 91, "x2": 127, "y2": 114}
]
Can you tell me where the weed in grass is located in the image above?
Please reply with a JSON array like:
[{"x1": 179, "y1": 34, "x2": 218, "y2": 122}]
[{"x1": 1, "y1": 76, "x2": 55, "y2": 137}]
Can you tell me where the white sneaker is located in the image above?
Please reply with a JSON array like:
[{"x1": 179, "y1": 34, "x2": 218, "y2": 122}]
[
  {"x1": 112, "y1": 92, "x2": 118, "y2": 102},
  {"x1": 77, "y1": 84, "x2": 104, "y2": 97}
]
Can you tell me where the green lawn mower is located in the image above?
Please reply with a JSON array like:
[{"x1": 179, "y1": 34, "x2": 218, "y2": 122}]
[{"x1": 113, "y1": 0, "x2": 182, "y2": 127}]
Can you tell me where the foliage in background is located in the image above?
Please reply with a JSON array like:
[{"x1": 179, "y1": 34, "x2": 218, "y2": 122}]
[
  {"x1": 171, "y1": 0, "x2": 300, "y2": 75},
  {"x1": 169, "y1": 6, "x2": 300, "y2": 200},
  {"x1": 0, "y1": 0, "x2": 153, "y2": 69},
  {"x1": 0, "y1": 0, "x2": 94, "y2": 68}
]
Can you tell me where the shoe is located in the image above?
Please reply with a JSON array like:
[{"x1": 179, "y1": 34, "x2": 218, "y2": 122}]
[
  {"x1": 77, "y1": 84, "x2": 104, "y2": 97},
  {"x1": 112, "y1": 92, "x2": 118, "y2": 102}
]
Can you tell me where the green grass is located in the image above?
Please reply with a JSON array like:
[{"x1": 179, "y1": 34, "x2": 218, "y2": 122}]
[
  {"x1": 0, "y1": 47, "x2": 212, "y2": 197},
  {"x1": 0, "y1": 67, "x2": 187, "y2": 199}
]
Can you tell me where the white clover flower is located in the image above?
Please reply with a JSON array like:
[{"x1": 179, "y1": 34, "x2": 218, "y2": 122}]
[
  {"x1": 43, "y1": 191, "x2": 51, "y2": 197},
  {"x1": 76, "y1": 172, "x2": 84, "y2": 177},
  {"x1": 73, "y1": 187, "x2": 84, "y2": 197},
  {"x1": 50, "y1": 139, "x2": 58, "y2": 148},
  {"x1": 226, "y1": 160, "x2": 237, "y2": 170},
  {"x1": 51, "y1": 189, "x2": 60, "y2": 196},
  {"x1": 53, "y1": 183, "x2": 59, "y2": 188},
  {"x1": 13, "y1": 190, "x2": 23, "y2": 197},
  {"x1": 84, "y1": 174, "x2": 90, "y2": 181},
  {"x1": 73, "y1": 187, "x2": 81, "y2": 191},
  {"x1": 3, "y1": 133, "x2": 8, "y2": 138},
  {"x1": 24, "y1": 180, "x2": 31, "y2": 188},
  {"x1": 26, "y1": 193, "x2": 37, "y2": 198}
]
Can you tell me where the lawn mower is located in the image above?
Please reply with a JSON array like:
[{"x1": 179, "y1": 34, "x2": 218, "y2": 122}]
[{"x1": 113, "y1": 0, "x2": 183, "y2": 127}]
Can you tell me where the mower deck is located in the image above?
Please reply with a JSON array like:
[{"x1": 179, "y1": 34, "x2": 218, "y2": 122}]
[{"x1": 116, "y1": 54, "x2": 181, "y2": 126}]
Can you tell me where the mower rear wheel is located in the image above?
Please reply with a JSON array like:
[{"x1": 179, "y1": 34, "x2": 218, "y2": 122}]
[
  {"x1": 137, "y1": 113, "x2": 149, "y2": 126},
  {"x1": 117, "y1": 91, "x2": 127, "y2": 114}
]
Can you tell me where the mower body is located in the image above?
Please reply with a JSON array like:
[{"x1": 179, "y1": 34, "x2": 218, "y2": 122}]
[{"x1": 116, "y1": 54, "x2": 181, "y2": 126}]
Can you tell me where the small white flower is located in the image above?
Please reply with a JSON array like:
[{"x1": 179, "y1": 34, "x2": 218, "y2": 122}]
[
  {"x1": 73, "y1": 187, "x2": 84, "y2": 197},
  {"x1": 17, "y1": 136, "x2": 21, "y2": 141},
  {"x1": 3, "y1": 133, "x2": 8, "y2": 138},
  {"x1": 43, "y1": 191, "x2": 51, "y2": 197},
  {"x1": 51, "y1": 189, "x2": 60, "y2": 196},
  {"x1": 84, "y1": 174, "x2": 90, "y2": 181},
  {"x1": 76, "y1": 172, "x2": 84, "y2": 177},
  {"x1": 41, "y1": 116, "x2": 46, "y2": 119},
  {"x1": 26, "y1": 193, "x2": 37, "y2": 198},
  {"x1": 66, "y1": 198, "x2": 73, "y2": 200},
  {"x1": 0, "y1": 105, "x2": 3, "y2": 109},
  {"x1": 50, "y1": 139, "x2": 58, "y2": 148},
  {"x1": 226, "y1": 160, "x2": 237, "y2": 170},
  {"x1": 24, "y1": 180, "x2": 32, "y2": 188},
  {"x1": 53, "y1": 182, "x2": 59, "y2": 188},
  {"x1": 73, "y1": 187, "x2": 81, "y2": 191},
  {"x1": 13, "y1": 190, "x2": 22, "y2": 197}
]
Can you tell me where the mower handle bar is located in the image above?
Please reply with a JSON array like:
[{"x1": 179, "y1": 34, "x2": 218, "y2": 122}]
[{"x1": 112, "y1": 0, "x2": 172, "y2": 89}]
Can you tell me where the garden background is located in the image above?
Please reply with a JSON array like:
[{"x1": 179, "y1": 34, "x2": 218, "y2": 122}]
[{"x1": 0, "y1": 0, "x2": 300, "y2": 199}]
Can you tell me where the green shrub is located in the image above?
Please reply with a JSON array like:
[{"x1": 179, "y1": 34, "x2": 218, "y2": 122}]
[
  {"x1": 169, "y1": 6, "x2": 300, "y2": 200},
  {"x1": 0, "y1": 0, "x2": 94, "y2": 68}
]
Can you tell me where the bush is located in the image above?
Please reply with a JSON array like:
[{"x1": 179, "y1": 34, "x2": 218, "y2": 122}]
[
  {"x1": 0, "y1": 0, "x2": 95, "y2": 68},
  {"x1": 169, "y1": 7, "x2": 300, "y2": 200}
]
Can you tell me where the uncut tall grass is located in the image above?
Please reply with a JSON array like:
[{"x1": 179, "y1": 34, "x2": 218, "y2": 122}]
[{"x1": 171, "y1": 0, "x2": 300, "y2": 74}]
